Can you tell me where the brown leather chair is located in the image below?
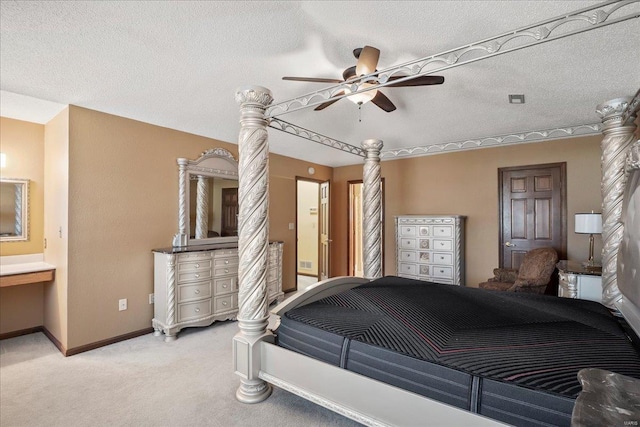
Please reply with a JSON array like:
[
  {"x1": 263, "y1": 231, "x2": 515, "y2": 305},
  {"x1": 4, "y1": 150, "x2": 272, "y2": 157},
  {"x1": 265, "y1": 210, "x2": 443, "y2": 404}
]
[{"x1": 479, "y1": 247, "x2": 559, "y2": 294}]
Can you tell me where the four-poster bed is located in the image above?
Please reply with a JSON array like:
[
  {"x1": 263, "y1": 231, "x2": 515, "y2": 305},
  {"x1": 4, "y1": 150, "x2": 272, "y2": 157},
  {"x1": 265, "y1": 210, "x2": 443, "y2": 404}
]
[{"x1": 232, "y1": 2, "x2": 640, "y2": 426}]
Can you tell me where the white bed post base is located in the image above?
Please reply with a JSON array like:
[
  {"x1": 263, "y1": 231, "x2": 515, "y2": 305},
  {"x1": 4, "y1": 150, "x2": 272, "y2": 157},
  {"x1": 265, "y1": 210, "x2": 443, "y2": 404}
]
[
  {"x1": 362, "y1": 139, "x2": 384, "y2": 279},
  {"x1": 233, "y1": 85, "x2": 274, "y2": 404},
  {"x1": 596, "y1": 97, "x2": 637, "y2": 308}
]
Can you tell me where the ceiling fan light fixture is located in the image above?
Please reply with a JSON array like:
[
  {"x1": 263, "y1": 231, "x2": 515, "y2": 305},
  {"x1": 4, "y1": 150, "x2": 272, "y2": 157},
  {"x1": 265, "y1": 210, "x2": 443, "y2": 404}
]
[{"x1": 345, "y1": 83, "x2": 378, "y2": 105}]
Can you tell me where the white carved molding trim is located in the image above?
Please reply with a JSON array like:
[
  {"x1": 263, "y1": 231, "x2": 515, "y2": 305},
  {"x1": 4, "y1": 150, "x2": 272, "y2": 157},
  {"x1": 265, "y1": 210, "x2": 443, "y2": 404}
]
[
  {"x1": 269, "y1": 118, "x2": 365, "y2": 157},
  {"x1": 266, "y1": 1, "x2": 639, "y2": 118},
  {"x1": 380, "y1": 123, "x2": 603, "y2": 159}
]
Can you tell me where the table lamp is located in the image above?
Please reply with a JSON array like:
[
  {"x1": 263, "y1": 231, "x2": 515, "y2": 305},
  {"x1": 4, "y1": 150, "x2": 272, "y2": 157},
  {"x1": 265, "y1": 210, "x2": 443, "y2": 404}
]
[{"x1": 575, "y1": 212, "x2": 602, "y2": 267}]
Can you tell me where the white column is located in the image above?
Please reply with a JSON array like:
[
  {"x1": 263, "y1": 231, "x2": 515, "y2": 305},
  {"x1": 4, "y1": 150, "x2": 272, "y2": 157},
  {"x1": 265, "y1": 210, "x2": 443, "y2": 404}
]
[
  {"x1": 596, "y1": 97, "x2": 637, "y2": 308},
  {"x1": 361, "y1": 139, "x2": 384, "y2": 279},
  {"x1": 233, "y1": 85, "x2": 274, "y2": 404},
  {"x1": 195, "y1": 175, "x2": 209, "y2": 239},
  {"x1": 173, "y1": 158, "x2": 189, "y2": 247}
]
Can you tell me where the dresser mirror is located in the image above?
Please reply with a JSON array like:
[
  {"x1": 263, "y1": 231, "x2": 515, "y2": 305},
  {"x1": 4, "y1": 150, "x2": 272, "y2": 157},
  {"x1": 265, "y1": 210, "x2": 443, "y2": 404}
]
[
  {"x1": 173, "y1": 148, "x2": 239, "y2": 247},
  {"x1": 0, "y1": 178, "x2": 30, "y2": 242}
]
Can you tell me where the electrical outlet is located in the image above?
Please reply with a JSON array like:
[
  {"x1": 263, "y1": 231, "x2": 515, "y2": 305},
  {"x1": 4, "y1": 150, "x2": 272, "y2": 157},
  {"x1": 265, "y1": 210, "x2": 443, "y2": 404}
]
[
  {"x1": 149, "y1": 293, "x2": 154, "y2": 304},
  {"x1": 288, "y1": 223, "x2": 294, "y2": 230},
  {"x1": 118, "y1": 298, "x2": 127, "y2": 311}
]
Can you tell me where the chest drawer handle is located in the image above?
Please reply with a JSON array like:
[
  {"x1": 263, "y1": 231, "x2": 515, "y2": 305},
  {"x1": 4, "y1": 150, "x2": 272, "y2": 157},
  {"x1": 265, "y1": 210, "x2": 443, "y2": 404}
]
[
  {"x1": 195, "y1": 263, "x2": 200, "y2": 268},
  {"x1": 440, "y1": 269, "x2": 445, "y2": 273},
  {"x1": 224, "y1": 269, "x2": 229, "y2": 274},
  {"x1": 222, "y1": 301, "x2": 228, "y2": 306},
  {"x1": 194, "y1": 289, "x2": 200, "y2": 295},
  {"x1": 224, "y1": 260, "x2": 229, "y2": 264},
  {"x1": 222, "y1": 284, "x2": 228, "y2": 289},
  {"x1": 440, "y1": 257, "x2": 445, "y2": 260},
  {"x1": 194, "y1": 307, "x2": 200, "y2": 313},
  {"x1": 440, "y1": 242, "x2": 444, "y2": 246},
  {"x1": 195, "y1": 274, "x2": 200, "y2": 278}
]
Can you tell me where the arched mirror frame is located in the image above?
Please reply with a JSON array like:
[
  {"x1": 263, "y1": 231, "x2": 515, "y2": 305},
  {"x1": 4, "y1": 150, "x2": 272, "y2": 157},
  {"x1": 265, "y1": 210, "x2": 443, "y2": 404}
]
[
  {"x1": 0, "y1": 178, "x2": 30, "y2": 242},
  {"x1": 172, "y1": 148, "x2": 239, "y2": 247}
]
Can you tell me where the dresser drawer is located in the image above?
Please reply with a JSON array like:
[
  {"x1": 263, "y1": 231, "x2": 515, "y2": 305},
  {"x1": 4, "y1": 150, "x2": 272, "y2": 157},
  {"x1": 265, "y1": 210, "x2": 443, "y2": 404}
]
[
  {"x1": 399, "y1": 225, "x2": 417, "y2": 237},
  {"x1": 268, "y1": 281, "x2": 278, "y2": 296},
  {"x1": 400, "y1": 238, "x2": 417, "y2": 249},
  {"x1": 433, "y1": 225, "x2": 453, "y2": 237},
  {"x1": 177, "y1": 252, "x2": 212, "y2": 262},
  {"x1": 400, "y1": 250, "x2": 417, "y2": 262},
  {"x1": 213, "y1": 265, "x2": 238, "y2": 277},
  {"x1": 433, "y1": 253, "x2": 453, "y2": 265},
  {"x1": 418, "y1": 226, "x2": 430, "y2": 237},
  {"x1": 178, "y1": 269, "x2": 212, "y2": 284},
  {"x1": 215, "y1": 294, "x2": 238, "y2": 312},
  {"x1": 178, "y1": 280, "x2": 212, "y2": 303},
  {"x1": 214, "y1": 276, "x2": 237, "y2": 295},
  {"x1": 432, "y1": 266, "x2": 453, "y2": 278},
  {"x1": 267, "y1": 267, "x2": 278, "y2": 282},
  {"x1": 433, "y1": 239, "x2": 453, "y2": 251},
  {"x1": 177, "y1": 260, "x2": 212, "y2": 272},
  {"x1": 213, "y1": 257, "x2": 238, "y2": 268},
  {"x1": 398, "y1": 263, "x2": 417, "y2": 276},
  {"x1": 398, "y1": 274, "x2": 418, "y2": 280},
  {"x1": 177, "y1": 299, "x2": 212, "y2": 322},
  {"x1": 213, "y1": 249, "x2": 238, "y2": 258}
]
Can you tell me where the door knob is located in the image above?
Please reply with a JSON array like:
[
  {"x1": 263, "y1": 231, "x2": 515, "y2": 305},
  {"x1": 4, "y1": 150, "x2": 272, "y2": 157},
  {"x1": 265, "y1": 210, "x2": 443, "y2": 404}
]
[{"x1": 505, "y1": 242, "x2": 516, "y2": 247}]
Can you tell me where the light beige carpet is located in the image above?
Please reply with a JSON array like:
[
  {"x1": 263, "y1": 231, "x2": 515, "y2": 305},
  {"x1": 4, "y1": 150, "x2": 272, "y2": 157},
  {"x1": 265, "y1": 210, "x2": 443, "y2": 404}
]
[{"x1": 0, "y1": 321, "x2": 361, "y2": 427}]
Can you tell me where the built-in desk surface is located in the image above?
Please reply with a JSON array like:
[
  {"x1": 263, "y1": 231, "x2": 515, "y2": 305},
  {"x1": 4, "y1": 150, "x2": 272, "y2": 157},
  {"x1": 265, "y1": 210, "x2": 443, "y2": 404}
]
[{"x1": 0, "y1": 254, "x2": 55, "y2": 287}]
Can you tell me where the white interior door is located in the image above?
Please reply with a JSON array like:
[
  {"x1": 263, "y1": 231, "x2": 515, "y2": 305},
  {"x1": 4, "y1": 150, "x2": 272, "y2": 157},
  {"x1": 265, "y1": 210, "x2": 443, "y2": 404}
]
[{"x1": 319, "y1": 181, "x2": 330, "y2": 281}]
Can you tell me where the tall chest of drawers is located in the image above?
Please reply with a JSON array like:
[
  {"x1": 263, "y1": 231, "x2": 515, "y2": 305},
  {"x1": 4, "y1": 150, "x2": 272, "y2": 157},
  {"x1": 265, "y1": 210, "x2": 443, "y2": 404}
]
[
  {"x1": 152, "y1": 242, "x2": 283, "y2": 341},
  {"x1": 395, "y1": 215, "x2": 466, "y2": 286}
]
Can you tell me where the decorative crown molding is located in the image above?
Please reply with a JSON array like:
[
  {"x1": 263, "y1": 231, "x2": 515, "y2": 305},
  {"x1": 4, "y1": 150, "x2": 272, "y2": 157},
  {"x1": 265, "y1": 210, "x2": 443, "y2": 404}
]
[{"x1": 380, "y1": 123, "x2": 602, "y2": 159}]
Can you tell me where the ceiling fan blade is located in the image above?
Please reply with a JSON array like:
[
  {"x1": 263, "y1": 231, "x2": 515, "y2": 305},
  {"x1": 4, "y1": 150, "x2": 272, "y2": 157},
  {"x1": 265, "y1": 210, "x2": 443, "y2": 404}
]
[
  {"x1": 386, "y1": 75, "x2": 445, "y2": 87},
  {"x1": 314, "y1": 91, "x2": 345, "y2": 111},
  {"x1": 371, "y1": 91, "x2": 396, "y2": 112},
  {"x1": 283, "y1": 77, "x2": 343, "y2": 83},
  {"x1": 355, "y1": 46, "x2": 380, "y2": 76}
]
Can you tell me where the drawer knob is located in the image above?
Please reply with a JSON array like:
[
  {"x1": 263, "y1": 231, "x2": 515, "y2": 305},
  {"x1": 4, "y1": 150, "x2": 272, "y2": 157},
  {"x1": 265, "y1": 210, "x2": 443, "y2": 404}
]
[
  {"x1": 440, "y1": 257, "x2": 444, "y2": 260},
  {"x1": 225, "y1": 260, "x2": 229, "y2": 264},
  {"x1": 195, "y1": 308, "x2": 200, "y2": 313},
  {"x1": 224, "y1": 269, "x2": 229, "y2": 273},
  {"x1": 223, "y1": 284, "x2": 228, "y2": 288},
  {"x1": 194, "y1": 289, "x2": 200, "y2": 295},
  {"x1": 223, "y1": 301, "x2": 228, "y2": 306},
  {"x1": 195, "y1": 263, "x2": 200, "y2": 268},
  {"x1": 195, "y1": 274, "x2": 200, "y2": 278},
  {"x1": 440, "y1": 270, "x2": 444, "y2": 273},
  {"x1": 440, "y1": 242, "x2": 444, "y2": 246}
]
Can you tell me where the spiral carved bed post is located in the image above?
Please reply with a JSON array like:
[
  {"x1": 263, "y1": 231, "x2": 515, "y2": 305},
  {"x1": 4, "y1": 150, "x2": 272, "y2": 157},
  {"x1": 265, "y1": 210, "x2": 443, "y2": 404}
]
[
  {"x1": 195, "y1": 175, "x2": 209, "y2": 239},
  {"x1": 233, "y1": 86, "x2": 274, "y2": 404},
  {"x1": 173, "y1": 158, "x2": 189, "y2": 247},
  {"x1": 362, "y1": 139, "x2": 384, "y2": 279},
  {"x1": 596, "y1": 97, "x2": 637, "y2": 308}
]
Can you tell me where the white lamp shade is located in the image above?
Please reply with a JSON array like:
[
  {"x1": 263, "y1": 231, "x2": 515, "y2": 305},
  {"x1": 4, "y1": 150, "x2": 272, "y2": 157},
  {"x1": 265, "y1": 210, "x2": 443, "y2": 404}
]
[{"x1": 575, "y1": 213, "x2": 602, "y2": 234}]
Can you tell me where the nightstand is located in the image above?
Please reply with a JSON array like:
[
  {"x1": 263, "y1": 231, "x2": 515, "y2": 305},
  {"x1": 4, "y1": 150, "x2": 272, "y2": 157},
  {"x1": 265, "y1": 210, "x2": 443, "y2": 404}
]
[{"x1": 557, "y1": 260, "x2": 602, "y2": 303}]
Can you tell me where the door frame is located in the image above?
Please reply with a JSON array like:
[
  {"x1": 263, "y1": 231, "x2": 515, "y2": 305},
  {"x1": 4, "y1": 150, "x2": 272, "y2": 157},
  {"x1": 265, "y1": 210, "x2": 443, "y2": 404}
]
[
  {"x1": 497, "y1": 162, "x2": 567, "y2": 268},
  {"x1": 295, "y1": 176, "x2": 327, "y2": 290},
  {"x1": 347, "y1": 179, "x2": 385, "y2": 276}
]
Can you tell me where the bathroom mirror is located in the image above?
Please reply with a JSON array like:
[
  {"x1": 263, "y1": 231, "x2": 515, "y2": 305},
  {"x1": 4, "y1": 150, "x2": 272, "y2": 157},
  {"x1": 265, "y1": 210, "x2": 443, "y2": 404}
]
[
  {"x1": 173, "y1": 148, "x2": 239, "y2": 247},
  {"x1": 0, "y1": 178, "x2": 30, "y2": 242}
]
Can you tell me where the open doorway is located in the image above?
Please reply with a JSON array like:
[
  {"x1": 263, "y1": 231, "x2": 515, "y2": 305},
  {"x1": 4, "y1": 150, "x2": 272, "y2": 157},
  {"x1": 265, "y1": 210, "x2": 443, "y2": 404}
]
[
  {"x1": 296, "y1": 178, "x2": 330, "y2": 291},
  {"x1": 348, "y1": 179, "x2": 385, "y2": 277}
]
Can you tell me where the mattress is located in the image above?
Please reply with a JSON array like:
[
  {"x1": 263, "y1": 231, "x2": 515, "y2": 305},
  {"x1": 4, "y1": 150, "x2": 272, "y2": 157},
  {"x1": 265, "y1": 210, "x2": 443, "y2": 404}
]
[{"x1": 276, "y1": 276, "x2": 640, "y2": 427}]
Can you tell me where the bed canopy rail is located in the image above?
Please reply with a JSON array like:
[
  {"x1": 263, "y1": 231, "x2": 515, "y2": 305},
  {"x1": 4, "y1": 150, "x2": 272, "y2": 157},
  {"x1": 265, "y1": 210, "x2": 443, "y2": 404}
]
[{"x1": 265, "y1": 0, "x2": 639, "y2": 119}]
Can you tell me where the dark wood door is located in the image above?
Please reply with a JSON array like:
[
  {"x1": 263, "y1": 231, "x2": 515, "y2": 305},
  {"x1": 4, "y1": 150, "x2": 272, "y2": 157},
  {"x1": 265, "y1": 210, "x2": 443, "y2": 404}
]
[
  {"x1": 499, "y1": 163, "x2": 566, "y2": 269},
  {"x1": 221, "y1": 188, "x2": 238, "y2": 236}
]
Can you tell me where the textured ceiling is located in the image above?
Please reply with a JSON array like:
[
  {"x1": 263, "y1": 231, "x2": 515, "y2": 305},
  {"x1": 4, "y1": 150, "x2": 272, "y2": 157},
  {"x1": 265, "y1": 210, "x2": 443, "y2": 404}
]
[{"x1": 1, "y1": 1, "x2": 639, "y2": 166}]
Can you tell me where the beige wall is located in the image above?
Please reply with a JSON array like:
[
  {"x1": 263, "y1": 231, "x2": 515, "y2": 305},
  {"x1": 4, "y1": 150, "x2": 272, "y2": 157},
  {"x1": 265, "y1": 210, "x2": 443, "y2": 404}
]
[
  {"x1": 0, "y1": 118, "x2": 45, "y2": 256},
  {"x1": 43, "y1": 108, "x2": 70, "y2": 346},
  {"x1": 0, "y1": 118, "x2": 46, "y2": 334},
  {"x1": 53, "y1": 106, "x2": 330, "y2": 349},
  {"x1": 297, "y1": 180, "x2": 319, "y2": 276},
  {"x1": 331, "y1": 136, "x2": 603, "y2": 287}
]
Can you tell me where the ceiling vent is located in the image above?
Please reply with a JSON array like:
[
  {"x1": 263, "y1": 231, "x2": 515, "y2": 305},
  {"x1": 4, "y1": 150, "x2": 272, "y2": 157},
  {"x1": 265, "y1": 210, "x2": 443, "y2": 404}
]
[{"x1": 509, "y1": 94, "x2": 525, "y2": 104}]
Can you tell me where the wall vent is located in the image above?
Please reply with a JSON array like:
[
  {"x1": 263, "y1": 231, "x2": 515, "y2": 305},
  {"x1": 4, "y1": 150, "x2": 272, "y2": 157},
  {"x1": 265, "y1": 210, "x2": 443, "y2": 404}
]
[{"x1": 299, "y1": 260, "x2": 313, "y2": 269}]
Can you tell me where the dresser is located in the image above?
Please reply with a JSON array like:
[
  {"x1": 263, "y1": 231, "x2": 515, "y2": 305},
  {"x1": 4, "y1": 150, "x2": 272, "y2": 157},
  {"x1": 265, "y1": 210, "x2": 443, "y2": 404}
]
[
  {"x1": 395, "y1": 215, "x2": 466, "y2": 286},
  {"x1": 557, "y1": 260, "x2": 602, "y2": 303},
  {"x1": 152, "y1": 241, "x2": 283, "y2": 341}
]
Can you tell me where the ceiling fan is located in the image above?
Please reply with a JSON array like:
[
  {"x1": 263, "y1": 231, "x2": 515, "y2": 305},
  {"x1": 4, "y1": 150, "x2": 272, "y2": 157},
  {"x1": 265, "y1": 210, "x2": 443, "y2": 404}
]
[{"x1": 282, "y1": 46, "x2": 445, "y2": 112}]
